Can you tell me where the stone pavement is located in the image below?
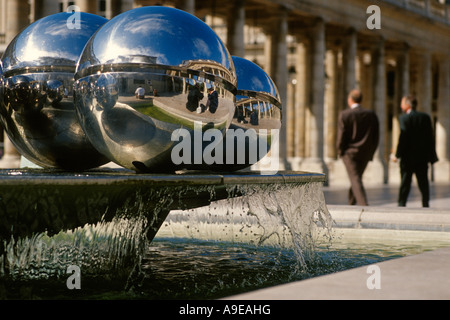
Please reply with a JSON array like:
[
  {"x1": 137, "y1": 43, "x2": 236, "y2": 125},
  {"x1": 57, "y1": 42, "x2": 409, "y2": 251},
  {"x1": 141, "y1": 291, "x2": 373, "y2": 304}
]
[
  {"x1": 324, "y1": 181, "x2": 450, "y2": 232},
  {"x1": 322, "y1": 181, "x2": 450, "y2": 209},
  {"x1": 224, "y1": 246, "x2": 450, "y2": 300}
]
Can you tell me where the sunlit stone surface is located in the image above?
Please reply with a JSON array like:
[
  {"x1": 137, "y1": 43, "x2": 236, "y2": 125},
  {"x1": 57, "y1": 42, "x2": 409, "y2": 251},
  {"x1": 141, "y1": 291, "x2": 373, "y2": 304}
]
[
  {"x1": 0, "y1": 12, "x2": 109, "y2": 170},
  {"x1": 74, "y1": 6, "x2": 237, "y2": 173}
]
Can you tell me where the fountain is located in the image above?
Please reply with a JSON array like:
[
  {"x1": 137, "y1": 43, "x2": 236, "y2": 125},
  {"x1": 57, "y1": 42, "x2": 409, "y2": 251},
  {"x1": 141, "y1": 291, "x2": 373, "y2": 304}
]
[{"x1": 0, "y1": 7, "x2": 332, "y2": 289}]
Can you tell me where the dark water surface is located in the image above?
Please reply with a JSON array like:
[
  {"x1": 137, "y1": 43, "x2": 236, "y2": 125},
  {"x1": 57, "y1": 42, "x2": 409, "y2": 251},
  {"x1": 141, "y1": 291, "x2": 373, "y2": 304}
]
[
  {"x1": 1, "y1": 236, "x2": 444, "y2": 300},
  {"x1": 1, "y1": 181, "x2": 448, "y2": 301}
]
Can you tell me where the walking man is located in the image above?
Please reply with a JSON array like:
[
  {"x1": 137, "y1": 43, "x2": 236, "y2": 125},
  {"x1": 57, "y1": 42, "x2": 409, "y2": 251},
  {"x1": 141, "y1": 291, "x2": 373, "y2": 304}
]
[
  {"x1": 337, "y1": 89, "x2": 380, "y2": 206},
  {"x1": 393, "y1": 95, "x2": 438, "y2": 207}
]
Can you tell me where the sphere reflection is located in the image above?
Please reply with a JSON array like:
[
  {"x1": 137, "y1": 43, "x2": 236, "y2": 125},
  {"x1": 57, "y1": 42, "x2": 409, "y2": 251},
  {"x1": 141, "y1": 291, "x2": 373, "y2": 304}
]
[
  {"x1": 0, "y1": 12, "x2": 109, "y2": 170},
  {"x1": 74, "y1": 6, "x2": 237, "y2": 172},
  {"x1": 208, "y1": 56, "x2": 282, "y2": 172}
]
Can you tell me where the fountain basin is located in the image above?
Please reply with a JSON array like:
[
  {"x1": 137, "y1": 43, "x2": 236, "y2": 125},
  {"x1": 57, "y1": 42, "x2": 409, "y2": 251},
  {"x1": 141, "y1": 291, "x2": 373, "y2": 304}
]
[{"x1": 0, "y1": 169, "x2": 326, "y2": 243}]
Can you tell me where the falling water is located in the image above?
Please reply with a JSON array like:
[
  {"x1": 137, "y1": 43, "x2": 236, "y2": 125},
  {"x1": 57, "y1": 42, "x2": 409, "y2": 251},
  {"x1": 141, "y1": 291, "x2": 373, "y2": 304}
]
[
  {"x1": 0, "y1": 179, "x2": 336, "y2": 299},
  {"x1": 158, "y1": 181, "x2": 334, "y2": 267},
  {"x1": 0, "y1": 170, "x2": 218, "y2": 284},
  {"x1": 0, "y1": 181, "x2": 332, "y2": 277},
  {"x1": 0, "y1": 216, "x2": 148, "y2": 281},
  {"x1": 1, "y1": 177, "x2": 446, "y2": 299}
]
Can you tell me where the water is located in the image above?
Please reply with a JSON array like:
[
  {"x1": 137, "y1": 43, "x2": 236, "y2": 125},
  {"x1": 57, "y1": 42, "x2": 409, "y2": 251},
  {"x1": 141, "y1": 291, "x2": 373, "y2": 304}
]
[
  {"x1": 0, "y1": 181, "x2": 448, "y2": 300},
  {"x1": 1, "y1": 236, "x2": 445, "y2": 300},
  {"x1": 136, "y1": 237, "x2": 424, "y2": 300}
]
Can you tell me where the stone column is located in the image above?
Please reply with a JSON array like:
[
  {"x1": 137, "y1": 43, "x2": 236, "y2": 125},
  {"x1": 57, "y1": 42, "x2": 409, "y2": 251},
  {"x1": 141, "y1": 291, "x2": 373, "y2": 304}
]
[
  {"x1": 226, "y1": 0, "x2": 245, "y2": 57},
  {"x1": 294, "y1": 41, "x2": 309, "y2": 163},
  {"x1": 390, "y1": 44, "x2": 410, "y2": 184},
  {"x1": 31, "y1": 0, "x2": 43, "y2": 21},
  {"x1": 121, "y1": 0, "x2": 135, "y2": 12},
  {"x1": 76, "y1": 0, "x2": 96, "y2": 13},
  {"x1": 343, "y1": 28, "x2": 357, "y2": 96},
  {"x1": 359, "y1": 51, "x2": 374, "y2": 110},
  {"x1": 264, "y1": 8, "x2": 288, "y2": 169},
  {"x1": 5, "y1": 0, "x2": 29, "y2": 43},
  {"x1": 110, "y1": 0, "x2": 124, "y2": 17},
  {"x1": 395, "y1": 45, "x2": 410, "y2": 141},
  {"x1": 329, "y1": 29, "x2": 358, "y2": 185},
  {"x1": 435, "y1": 56, "x2": 450, "y2": 182},
  {"x1": 424, "y1": 0, "x2": 431, "y2": 16},
  {"x1": 180, "y1": 0, "x2": 195, "y2": 14},
  {"x1": 38, "y1": 0, "x2": 60, "y2": 18},
  {"x1": 286, "y1": 75, "x2": 296, "y2": 159},
  {"x1": 416, "y1": 50, "x2": 432, "y2": 114},
  {"x1": 0, "y1": 135, "x2": 21, "y2": 169},
  {"x1": 325, "y1": 48, "x2": 339, "y2": 161},
  {"x1": 367, "y1": 37, "x2": 388, "y2": 184},
  {"x1": 1, "y1": 0, "x2": 28, "y2": 168},
  {"x1": 393, "y1": 45, "x2": 409, "y2": 179},
  {"x1": 300, "y1": 18, "x2": 327, "y2": 176}
]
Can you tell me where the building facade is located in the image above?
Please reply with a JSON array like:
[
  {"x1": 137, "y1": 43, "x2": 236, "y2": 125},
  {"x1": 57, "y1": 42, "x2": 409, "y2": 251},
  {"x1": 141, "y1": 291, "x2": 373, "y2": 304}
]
[{"x1": 1, "y1": 0, "x2": 449, "y2": 186}]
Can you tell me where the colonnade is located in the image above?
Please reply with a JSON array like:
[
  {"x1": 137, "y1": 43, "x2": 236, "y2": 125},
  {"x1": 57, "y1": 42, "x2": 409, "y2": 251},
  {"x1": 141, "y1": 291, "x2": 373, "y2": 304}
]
[
  {"x1": 1, "y1": 0, "x2": 449, "y2": 186},
  {"x1": 193, "y1": 0, "x2": 450, "y2": 185}
]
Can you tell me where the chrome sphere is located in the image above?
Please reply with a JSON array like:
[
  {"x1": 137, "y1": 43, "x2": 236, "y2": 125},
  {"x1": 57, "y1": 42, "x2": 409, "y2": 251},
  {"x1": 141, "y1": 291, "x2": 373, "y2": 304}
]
[
  {"x1": 208, "y1": 56, "x2": 282, "y2": 171},
  {"x1": 0, "y1": 12, "x2": 109, "y2": 170},
  {"x1": 74, "y1": 6, "x2": 237, "y2": 173}
]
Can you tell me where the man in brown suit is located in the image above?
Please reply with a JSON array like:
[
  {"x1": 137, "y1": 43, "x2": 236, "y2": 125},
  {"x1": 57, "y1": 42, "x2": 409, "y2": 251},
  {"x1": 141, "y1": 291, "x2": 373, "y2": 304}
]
[{"x1": 337, "y1": 90, "x2": 380, "y2": 206}]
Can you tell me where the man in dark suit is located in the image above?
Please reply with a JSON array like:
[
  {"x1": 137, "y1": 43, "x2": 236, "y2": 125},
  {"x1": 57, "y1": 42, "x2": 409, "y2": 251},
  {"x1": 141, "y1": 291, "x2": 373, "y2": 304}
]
[
  {"x1": 393, "y1": 95, "x2": 438, "y2": 207},
  {"x1": 337, "y1": 89, "x2": 380, "y2": 206}
]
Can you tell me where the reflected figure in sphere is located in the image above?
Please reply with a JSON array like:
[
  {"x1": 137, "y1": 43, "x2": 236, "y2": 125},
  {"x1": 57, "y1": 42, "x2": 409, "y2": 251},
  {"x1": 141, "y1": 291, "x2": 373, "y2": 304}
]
[
  {"x1": 135, "y1": 86, "x2": 145, "y2": 99},
  {"x1": 206, "y1": 86, "x2": 218, "y2": 114},
  {"x1": 186, "y1": 83, "x2": 203, "y2": 112}
]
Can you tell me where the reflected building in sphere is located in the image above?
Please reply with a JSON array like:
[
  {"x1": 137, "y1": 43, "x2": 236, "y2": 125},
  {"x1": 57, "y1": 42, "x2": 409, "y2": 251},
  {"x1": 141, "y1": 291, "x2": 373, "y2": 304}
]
[
  {"x1": 74, "y1": 6, "x2": 237, "y2": 172},
  {"x1": 208, "y1": 56, "x2": 282, "y2": 172}
]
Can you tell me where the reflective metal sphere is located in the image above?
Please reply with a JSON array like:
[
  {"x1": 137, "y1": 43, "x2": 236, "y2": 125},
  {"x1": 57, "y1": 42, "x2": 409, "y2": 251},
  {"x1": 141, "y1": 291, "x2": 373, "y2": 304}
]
[
  {"x1": 0, "y1": 12, "x2": 109, "y2": 170},
  {"x1": 74, "y1": 6, "x2": 237, "y2": 172},
  {"x1": 207, "y1": 56, "x2": 282, "y2": 171}
]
